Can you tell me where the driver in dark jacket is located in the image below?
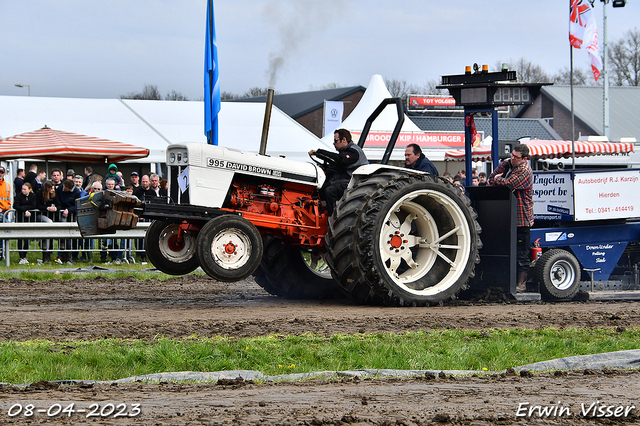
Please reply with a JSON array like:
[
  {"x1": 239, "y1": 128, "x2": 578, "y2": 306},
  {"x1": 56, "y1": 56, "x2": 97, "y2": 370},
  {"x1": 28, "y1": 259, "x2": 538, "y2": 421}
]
[{"x1": 309, "y1": 128, "x2": 368, "y2": 215}]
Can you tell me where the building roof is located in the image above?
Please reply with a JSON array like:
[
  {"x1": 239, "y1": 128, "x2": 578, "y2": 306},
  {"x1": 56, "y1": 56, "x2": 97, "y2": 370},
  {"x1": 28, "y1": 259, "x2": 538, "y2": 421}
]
[
  {"x1": 229, "y1": 85, "x2": 365, "y2": 118},
  {"x1": 408, "y1": 116, "x2": 562, "y2": 141},
  {"x1": 518, "y1": 85, "x2": 640, "y2": 141}
]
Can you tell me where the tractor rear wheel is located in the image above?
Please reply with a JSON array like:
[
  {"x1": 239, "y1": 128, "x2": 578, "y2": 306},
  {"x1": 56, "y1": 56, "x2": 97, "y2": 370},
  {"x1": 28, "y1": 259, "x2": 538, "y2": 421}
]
[
  {"x1": 196, "y1": 216, "x2": 263, "y2": 282},
  {"x1": 145, "y1": 220, "x2": 199, "y2": 275},
  {"x1": 253, "y1": 237, "x2": 343, "y2": 299},
  {"x1": 326, "y1": 171, "x2": 481, "y2": 306}
]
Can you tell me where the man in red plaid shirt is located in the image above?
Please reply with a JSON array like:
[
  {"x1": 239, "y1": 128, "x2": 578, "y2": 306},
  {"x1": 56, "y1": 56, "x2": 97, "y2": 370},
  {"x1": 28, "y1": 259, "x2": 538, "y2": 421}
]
[{"x1": 489, "y1": 144, "x2": 534, "y2": 291}]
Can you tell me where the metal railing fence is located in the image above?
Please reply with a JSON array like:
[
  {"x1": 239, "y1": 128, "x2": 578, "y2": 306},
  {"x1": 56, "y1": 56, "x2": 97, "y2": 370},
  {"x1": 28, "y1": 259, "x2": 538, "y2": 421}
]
[{"x1": 0, "y1": 209, "x2": 150, "y2": 266}]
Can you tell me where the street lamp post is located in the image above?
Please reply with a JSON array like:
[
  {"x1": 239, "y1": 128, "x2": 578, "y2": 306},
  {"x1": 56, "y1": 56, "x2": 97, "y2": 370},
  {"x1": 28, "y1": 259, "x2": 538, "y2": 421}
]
[{"x1": 14, "y1": 84, "x2": 30, "y2": 96}]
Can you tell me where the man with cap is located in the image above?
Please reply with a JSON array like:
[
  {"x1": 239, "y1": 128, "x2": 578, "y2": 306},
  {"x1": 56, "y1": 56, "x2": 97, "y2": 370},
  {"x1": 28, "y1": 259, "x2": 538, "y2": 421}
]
[
  {"x1": 66, "y1": 169, "x2": 75, "y2": 181},
  {"x1": 129, "y1": 171, "x2": 140, "y2": 192},
  {"x1": 0, "y1": 166, "x2": 12, "y2": 259}
]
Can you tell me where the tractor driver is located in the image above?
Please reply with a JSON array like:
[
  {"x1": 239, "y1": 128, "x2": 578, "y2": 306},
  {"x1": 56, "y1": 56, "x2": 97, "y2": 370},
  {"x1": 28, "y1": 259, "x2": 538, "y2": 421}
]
[{"x1": 309, "y1": 128, "x2": 368, "y2": 216}]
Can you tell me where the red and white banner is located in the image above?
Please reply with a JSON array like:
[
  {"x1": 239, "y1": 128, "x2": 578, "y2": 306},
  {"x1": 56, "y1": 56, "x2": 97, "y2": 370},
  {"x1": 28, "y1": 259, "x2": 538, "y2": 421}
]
[
  {"x1": 352, "y1": 131, "x2": 467, "y2": 148},
  {"x1": 569, "y1": 0, "x2": 602, "y2": 81},
  {"x1": 407, "y1": 96, "x2": 460, "y2": 111}
]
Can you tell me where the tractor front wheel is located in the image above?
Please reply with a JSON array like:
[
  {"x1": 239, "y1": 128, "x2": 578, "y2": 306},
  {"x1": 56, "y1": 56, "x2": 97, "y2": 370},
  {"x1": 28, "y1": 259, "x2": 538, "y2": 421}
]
[
  {"x1": 196, "y1": 216, "x2": 263, "y2": 282},
  {"x1": 145, "y1": 220, "x2": 199, "y2": 275}
]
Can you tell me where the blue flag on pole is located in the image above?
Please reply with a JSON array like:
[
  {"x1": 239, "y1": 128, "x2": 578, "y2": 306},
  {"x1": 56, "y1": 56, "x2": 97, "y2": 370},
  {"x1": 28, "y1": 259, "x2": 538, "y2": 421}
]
[{"x1": 204, "y1": 0, "x2": 220, "y2": 145}]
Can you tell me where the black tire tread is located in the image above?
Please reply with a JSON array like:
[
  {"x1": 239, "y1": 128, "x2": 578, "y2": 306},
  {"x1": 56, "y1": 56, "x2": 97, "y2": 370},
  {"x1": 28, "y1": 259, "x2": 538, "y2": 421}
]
[
  {"x1": 196, "y1": 216, "x2": 262, "y2": 282},
  {"x1": 533, "y1": 248, "x2": 581, "y2": 300},
  {"x1": 326, "y1": 171, "x2": 481, "y2": 306},
  {"x1": 253, "y1": 237, "x2": 343, "y2": 299},
  {"x1": 144, "y1": 220, "x2": 199, "y2": 275}
]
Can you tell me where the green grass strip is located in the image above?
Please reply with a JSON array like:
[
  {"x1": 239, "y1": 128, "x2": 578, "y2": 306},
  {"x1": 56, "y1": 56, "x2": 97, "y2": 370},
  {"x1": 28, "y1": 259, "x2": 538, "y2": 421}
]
[{"x1": 1, "y1": 328, "x2": 638, "y2": 384}]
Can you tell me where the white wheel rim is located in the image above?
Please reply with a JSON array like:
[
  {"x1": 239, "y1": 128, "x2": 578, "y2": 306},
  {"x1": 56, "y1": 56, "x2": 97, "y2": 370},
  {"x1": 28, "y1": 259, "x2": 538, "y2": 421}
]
[
  {"x1": 378, "y1": 189, "x2": 472, "y2": 296},
  {"x1": 158, "y1": 224, "x2": 196, "y2": 262},
  {"x1": 549, "y1": 260, "x2": 576, "y2": 290},
  {"x1": 211, "y1": 228, "x2": 252, "y2": 270}
]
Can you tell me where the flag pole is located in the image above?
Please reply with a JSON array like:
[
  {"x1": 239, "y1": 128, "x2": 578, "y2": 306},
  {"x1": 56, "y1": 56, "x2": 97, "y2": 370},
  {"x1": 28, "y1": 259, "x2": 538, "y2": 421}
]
[{"x1": 570, "y1": 45, "x2": 576, "y2": 170}]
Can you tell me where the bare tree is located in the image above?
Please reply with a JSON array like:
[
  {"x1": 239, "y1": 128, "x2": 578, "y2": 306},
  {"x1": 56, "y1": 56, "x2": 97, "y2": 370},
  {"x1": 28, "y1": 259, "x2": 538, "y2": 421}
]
[
  {"x1": 494, "y1": 58, "x2": 551, "y2": 83},
  {"x1": 221, "y1": 91, "x2": 239, "y2": 100},
  {"x1": 307, "y1": 82, "x2": 346, "y2": 90},
  {"x1": 551, "y1": 67, "x2": 594, "y2": 85},
  {"x1": 120, "y1": 84, "x2": 162, "y2": 100},
  {"x1": 384, "y1": 78, "x2": 411, "y2": 99},
  {"x1": 608, "y1": 27, "x2": 640, "y2": 86},
  {"x1": 165, "y1": 90, "x2": 189, "y2": 101},
  {"x1": 420, "y1": 78, "x2": 449, "y2": 96},
  {"x1": 242, "y1": 87, "x2": 272, "y2": 98}
]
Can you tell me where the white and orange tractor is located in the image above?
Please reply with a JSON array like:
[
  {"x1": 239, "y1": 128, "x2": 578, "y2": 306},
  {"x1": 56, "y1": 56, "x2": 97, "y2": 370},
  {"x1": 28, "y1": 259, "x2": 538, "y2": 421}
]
[{"x1": 77, "y1": 99, "x2": 481, "y2": 306}]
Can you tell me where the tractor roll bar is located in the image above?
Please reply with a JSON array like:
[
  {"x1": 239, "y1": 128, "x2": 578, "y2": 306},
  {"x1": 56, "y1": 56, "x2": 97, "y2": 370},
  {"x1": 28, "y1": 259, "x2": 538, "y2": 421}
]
[{"x1": 356, "y1": 97, "x2": 404, "y2": 166}]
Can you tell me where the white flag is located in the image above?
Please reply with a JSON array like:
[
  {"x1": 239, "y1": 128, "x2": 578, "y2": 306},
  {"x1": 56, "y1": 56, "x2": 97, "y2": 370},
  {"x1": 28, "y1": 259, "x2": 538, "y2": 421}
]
[
  {"x1": 323, "y1": 101, "x2": 344, "y2": 137},
  {"x1": 569, "y1": 0, "x2": 602, "y2": 81}
]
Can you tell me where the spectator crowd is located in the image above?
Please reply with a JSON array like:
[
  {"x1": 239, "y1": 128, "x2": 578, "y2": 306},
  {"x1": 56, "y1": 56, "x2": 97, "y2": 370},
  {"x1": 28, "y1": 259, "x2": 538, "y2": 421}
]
[{"x1": 1, "y1": 163, "x2": 168, "y2": 265}]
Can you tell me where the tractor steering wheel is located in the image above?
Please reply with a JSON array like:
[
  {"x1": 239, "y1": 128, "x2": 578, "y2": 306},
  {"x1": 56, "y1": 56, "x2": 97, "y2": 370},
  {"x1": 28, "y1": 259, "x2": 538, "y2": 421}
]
[{"x1": 308, "y1": 151, "x2": 338, "y2": 171}]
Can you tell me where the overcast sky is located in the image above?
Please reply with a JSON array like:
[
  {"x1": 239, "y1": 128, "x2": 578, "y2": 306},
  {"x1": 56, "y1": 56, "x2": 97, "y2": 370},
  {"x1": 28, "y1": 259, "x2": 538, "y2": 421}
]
[{"x1": 1, "y1": 0, "x2": 637, "y2": 100}]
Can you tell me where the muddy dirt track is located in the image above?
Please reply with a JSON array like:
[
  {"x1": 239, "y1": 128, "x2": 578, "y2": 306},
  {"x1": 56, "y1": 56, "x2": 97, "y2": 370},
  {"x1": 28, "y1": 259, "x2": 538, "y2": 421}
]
[{"x1": 1, "y1": 274, "x2": 639, "y2": 425}]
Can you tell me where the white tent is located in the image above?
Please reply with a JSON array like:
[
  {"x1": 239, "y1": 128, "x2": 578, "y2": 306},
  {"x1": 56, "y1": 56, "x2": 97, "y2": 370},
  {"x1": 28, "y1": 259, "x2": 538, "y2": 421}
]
[
  {"x1": 321, "y1": 75, "x2": 457, "y2": 163},
  {"x1": 0, "y1": 95, "x2": 328, "y2": 165},
  {"x1": 323, "y1": 74, "x2": 422, "y2": 136},
  {"x1": 0, "y1": 96, "x2": 169, "y2": 163},
  {"x1": 121, "y1": 99, "x2": 329, "y2": 162}
]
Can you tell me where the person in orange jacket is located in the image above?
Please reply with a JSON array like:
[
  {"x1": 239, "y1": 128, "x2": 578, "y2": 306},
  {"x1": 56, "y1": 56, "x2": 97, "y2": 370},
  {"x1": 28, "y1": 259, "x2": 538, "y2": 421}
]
[{"x1": 0, "y1": 165, "x2": 12, "y2": 260}]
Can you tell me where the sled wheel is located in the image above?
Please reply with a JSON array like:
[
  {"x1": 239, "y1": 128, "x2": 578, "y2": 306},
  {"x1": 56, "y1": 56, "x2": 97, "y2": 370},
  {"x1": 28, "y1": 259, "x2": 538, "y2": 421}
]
[
  {"x1": 326, "y1": 171, "x2": 481, "y2": 306},
  {"x1": 145, "y1": 220, "x2": 199, "y2": 275},
  {"x1": 196, "y1": 215, "x2": 263, "y2": 282},
  {"x1": 533, "y1": 249, "x2": 581, "y2": 300},
  {"x1": 253, "y1": 237, "x2": 343, "y2": 299}
]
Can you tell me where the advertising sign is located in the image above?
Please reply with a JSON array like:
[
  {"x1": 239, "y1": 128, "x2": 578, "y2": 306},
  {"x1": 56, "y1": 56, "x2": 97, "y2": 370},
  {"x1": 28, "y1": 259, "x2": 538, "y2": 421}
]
[
  {"x1": 570, "y1": 242, "x2": 628, "y2": 281},
  {"x1": 532, "y1": 172, "x2": 574, "y2": 221},
  {"x1": 323, "y1": 101, "x2": 344, "y2": 137},
  {"x1": 407, "y1": 95, "x2": 460, "y2": 111},
  {"x1": 351, "y1": 131, "x2": 468, "y2": 148},
  {"x1": 574, "y1": 170, "x2": 640, "y2": 221}
]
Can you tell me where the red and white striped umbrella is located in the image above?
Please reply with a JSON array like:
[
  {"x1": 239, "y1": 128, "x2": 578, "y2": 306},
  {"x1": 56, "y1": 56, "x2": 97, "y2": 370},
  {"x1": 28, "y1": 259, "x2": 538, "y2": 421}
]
[
  {"x1": 444, "y1": 140, "x2": 634, "y2": 161},
  {"x1": 0, "y1": 126, "x2": 150, "y2": 163},
  {"x1": 523, "y1": 139, "x2": 634, "y2": 159}
]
